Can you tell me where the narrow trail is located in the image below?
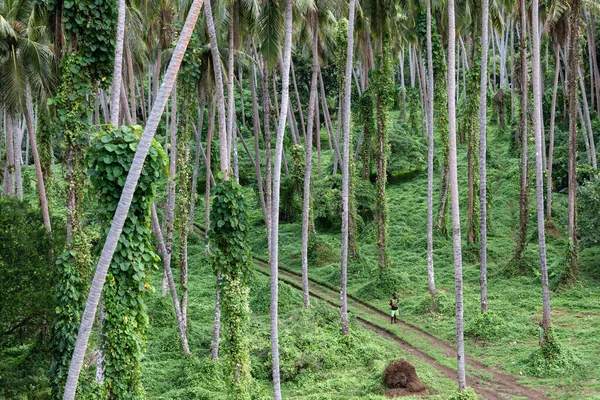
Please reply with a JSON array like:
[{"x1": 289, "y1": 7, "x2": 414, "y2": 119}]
[{"x1": 193, "y1": 224, "x2": 546, "y2": 399}]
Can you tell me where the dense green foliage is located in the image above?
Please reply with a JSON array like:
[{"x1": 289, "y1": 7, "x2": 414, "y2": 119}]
[
  {"x1": 209, "y1": 176, "x2": 253, "y2": 398},
  {"x1": 89, "y1": 125, "x2": 165, "y2": 398}
]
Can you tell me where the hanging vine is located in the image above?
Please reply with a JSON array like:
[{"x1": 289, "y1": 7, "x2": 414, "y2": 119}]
[{"x1": 89, "y1": 125, "x2": 166, "y2": 399}]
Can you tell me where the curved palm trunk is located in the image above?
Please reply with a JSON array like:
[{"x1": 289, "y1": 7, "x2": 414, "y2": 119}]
[
  {"x1": 532, "y1": 0, "x2": 552, "y2": 330},
  {"x1": 447, "y1": 0, "x2": 466, "y2": 391},
  {"x1": 425, "y1": 0, "x2": 436, "y2": 299},
  {"x1": 109, "y1": 0, "x2": 126, "y2": 127},
  {"x1": 479, "y1": 0, "x2": 490, "y2": 313},
  {"x1": 269, "y1": 1, "x2": 293, "y2": 397},
  {"x1": 61, "y1": 3, "x2": 204, "y2": 397},
  {"x1": 340, "y1": 0, "x2": 357, "y2": 336},
  {"x1": 546, "y1": 46, "x2": 560, "y2": 221},
  {"x1": 150, "y1": 204, "x2": 190, "y2": 354},
  {"x1": 301, "y1": 15, "x2": 319, "y2": 309}
]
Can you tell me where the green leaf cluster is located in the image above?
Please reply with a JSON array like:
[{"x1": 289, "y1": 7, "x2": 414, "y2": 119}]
[
  {"x1": 88, "y1": 125, "x2": 166, "y2": 398},
  {"x1": 209, "y1": 178, "x2": 253, "y2": 399}
]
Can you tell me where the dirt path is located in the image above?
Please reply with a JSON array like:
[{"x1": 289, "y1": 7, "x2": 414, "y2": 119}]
[{"x1": 194, "y1": 224, "x2": 546, "y2": 399}]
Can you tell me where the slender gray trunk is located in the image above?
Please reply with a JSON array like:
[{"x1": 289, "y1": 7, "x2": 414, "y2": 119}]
[
  {"x1": 190, "y1": 92, "x2": 206, "y2": 232},
  {"x1": 546, "y1": 46, "x2": 560, "y2": 221},
  {"x1": 3, "y1": 111, "x2": 15, "y2": 196},
  {"x1": 14, "y1": 121, "x2": 23, "y2": 199},
  {"x1": 61, "y1": 3, "x2": 203, "y2": 396},
  {"x1": 479, "y1": 0, "x2": 490, "y2": 313},
  {"x1": 532, "y1": 0, "x2": 552, "y2": 329},
  {"x1": 269, "y1": 1, "x2": 293, "y2": 397},
  {"x1": 447, "y1": 0, "x2": 466, "y2": 391},
  {"x1": 250, "y1": 62, "x2": 268, "y2": 224},
  {"x1": 340, "y1": 0, "x2": 356, "y2": 335},
  {"x1": 110, "y1": 0, "x2": 126, "y2": 127},
  {"x1": 425, "y1": 0, "x2": 436, "y2": 299},
  {"x1": 578, "y1": 67, "x2": 597, "y2": 170}
]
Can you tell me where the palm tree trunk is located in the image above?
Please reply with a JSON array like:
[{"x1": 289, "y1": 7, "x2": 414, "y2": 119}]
[
  {"x1": 291, "y1": 61, "x2": 306, "y2": 139},
  {"x1": 190, "y1": 91, "x2": 206, "y2": 232},
  {"x1": 262, "y1": 60, "x2": 273, "y2": 245},
  {"x1": 62, "y1": 2, "x2": 203, "y2": 396},
  {"x1": 204, "y1": 0, "x2": 229, "y2": 176},
  {"x1": 110, "y1": 0, "x2": 126, "y2": 127},
  {"x1": 578, "y1": 66, "x2": 597, "y2": 170},
  {"x1": 340, "y1": 0, "x2": 357, "y2": 335},
  {"x1": 250, "y1": 62, "x2": 268, "y2": 225},
  {"x1": 448, "y1": 0, "x2": 466, "y2": 390},
  {"x1": 567, "y1": 0, "x2": 581, "y2": 280},
  {"x1": 269, "y1": 1, "x2": 293, "y2": 396},
  {"x1": 125, "y1": 35, "x2": 137, "y2": 124},
  {"x1": 546, "y1": 45, "x2": 560, "y2": 221},
  {"x1": 24, "y1": 86, "x2": 51, "y2": 231},
  {"x1": 150, "y1": 204, "x2": 190, "y2": 354},
  {"x1": 316, "y1": 88, "x2": 322, "y2": 179},
  {"x1": 479, "y1": 0, "x2": 490, "y2": 312},
  {"x1": 425, "y1": 0, "x2": 436, "y2": 299},
  {"x1": 532, "y1": 0, "x2": 552, "y2": 329},
  {"x1": 165, "y1": 86, "x2": 178, "y2": 306},
  {"x1": 514, "y1": 0, "x2": 529, "y2": 262},
  {"x1": 4, "y1": 111, "x2": 16, "y2": 197},
  {"x1": 301, "y1": 15, "x2": 318, "y2": 308},
  {"x1": 227, "y1": 13, "x2": 235, "y2": 167},
  {"x1": 14, "y1": 121, "x2": 23, "y2": 200}
]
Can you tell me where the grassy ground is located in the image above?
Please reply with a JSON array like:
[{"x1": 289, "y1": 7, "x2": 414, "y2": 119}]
[{"x1": 246, "y1": 113, "x2": 600, "y2": 399}]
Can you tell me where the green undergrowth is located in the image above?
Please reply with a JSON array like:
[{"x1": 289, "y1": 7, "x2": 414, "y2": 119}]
[{"x1": 244, "y1": 112, "x2": 600, "y2": 399}]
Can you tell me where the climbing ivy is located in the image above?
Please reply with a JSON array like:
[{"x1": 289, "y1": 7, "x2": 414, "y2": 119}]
[
  {"x1": 89, "y1": 125, "x2": 166, "y2": 399},
  {"x1": 372, "y1": 38, "x2": 393, "y2": 275},
  {"x1": 209, "y1": 176, "x2": 253, "y2": 399}
]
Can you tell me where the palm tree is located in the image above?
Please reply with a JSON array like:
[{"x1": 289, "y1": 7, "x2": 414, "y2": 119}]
[
  {"x1": 447, "y1": 0, "x2": 467, "y2": 391},
  {"x1": 301, "y1": 9, "x2": 319, "y2": 309},
  {"x1": 61, "y1": 2, "x2": 204, "y2": 397},
  {"x1": 110, "y1": 0, "x2": 126, "y2": 126},
  {"x1": 478, "y1": 0, "x2": 490, "y2": 312},
  {"x1": 0, "y1": 0, "x2": 54, "y2": 230},
  {"x1": 425, "y1": 0, "x2": 436, "y2": 300},
  {"x1": 340, "y1": 0, "x2": 357, "y2": 336},
  {"x1": 269, "y1": 0, "x2": 293, "y2": 396},
  {"x1": 532, "y1": 0, "x2": 552, "y2": 334}
]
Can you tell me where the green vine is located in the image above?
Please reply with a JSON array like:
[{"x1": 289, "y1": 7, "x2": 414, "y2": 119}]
[
  {"x1": 209, "y1": 176, "x2": 253, "y2": 399},
  {"x1": 372, "y1": 38, "x2": 393, "y2": 275},
  {"x1": 89, "y1": 125, "x2": 166, "y2": 399}
]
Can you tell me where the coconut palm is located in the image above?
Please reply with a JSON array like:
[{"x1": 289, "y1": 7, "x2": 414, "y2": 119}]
[{"x1": 0, "y1": 0, "x2": 54, "y2": 230}]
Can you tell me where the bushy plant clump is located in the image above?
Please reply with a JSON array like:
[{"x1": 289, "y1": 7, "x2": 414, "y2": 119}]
[
  {"x1": 465, "y1": 311, "x2": 506, "y2": 340},
  {"x1": 448, "y1": 387, "x2": 477, "y2": 400},
  {"x1": 525, "y1": 328, "x2": 579, "y2": 377}
]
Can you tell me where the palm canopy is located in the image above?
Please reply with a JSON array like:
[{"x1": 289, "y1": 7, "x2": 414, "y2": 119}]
[{"x1": 0, "y1": 0, "x2": 55, "y2": 114}]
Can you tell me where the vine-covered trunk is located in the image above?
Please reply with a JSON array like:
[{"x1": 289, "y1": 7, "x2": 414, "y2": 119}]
[
  {"x1": 189, "y1": 91, "x2": 206, "y2": 232},
  {"x1": 447, "y1": 0, "x2": 467, "y2": 390}
]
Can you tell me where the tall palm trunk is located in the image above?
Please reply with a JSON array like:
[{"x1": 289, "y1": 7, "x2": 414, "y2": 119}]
[
  {"x1": 447, "y1": 0, "x2": 467, "y2": 391},
  {"x1": 514, "y1": 0, "x2": 529, "y2": 262},
  {"x1": 165, "y1": 86, "x2": 178, "y2": 310},
  {"x1": 250, "y1": 62, "x2": 268, "y2": 224},
  {"x1": 190, "y1": 90, "x2": 206, "y2": 232},
  {"x1": 546, "y1": 45, "x2": 560, "y2": 221},
  {"x1": 61, "y1": 3, "x2": 204, "y2": 397},
  {"x1": 532, "y1": 0, "x2": 552, "y2": 330},
  {"x1": 227, "y1": 11, "x2": 235, "y2": 169},
  {"x1": 301, "y1": 14, "x2": 319, "y2": 309},
  {"x1": 340, "y1": 0, "x2": 356, "y2": 335},
  {"x1": 425, "y1": 0, "x2": 436, "y2": 300},
  {"x1": 269, "y1": 1, "x2": 293, "y2": 397},
  {"x1": 567, "y1": 0, "x2": 581, "y2": 280},
  {"x1": 204, "y1": 0, "x2": 229, "y2": 176},
  {"x1": 110, "y1": 0, "x2": 126, "y2": 127},
  {"x1": 3, "y1": 111, "x2": 15, "y2": 197},
  {"x1": 479, "y1": 0, "x2": 490, "y2": 312},
  {"x1": 262, "y1": 59, "x2": 273, "y2": 246},
  {"x1": 14, "y1": 123, "x2": 23, "y2": 199}
]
